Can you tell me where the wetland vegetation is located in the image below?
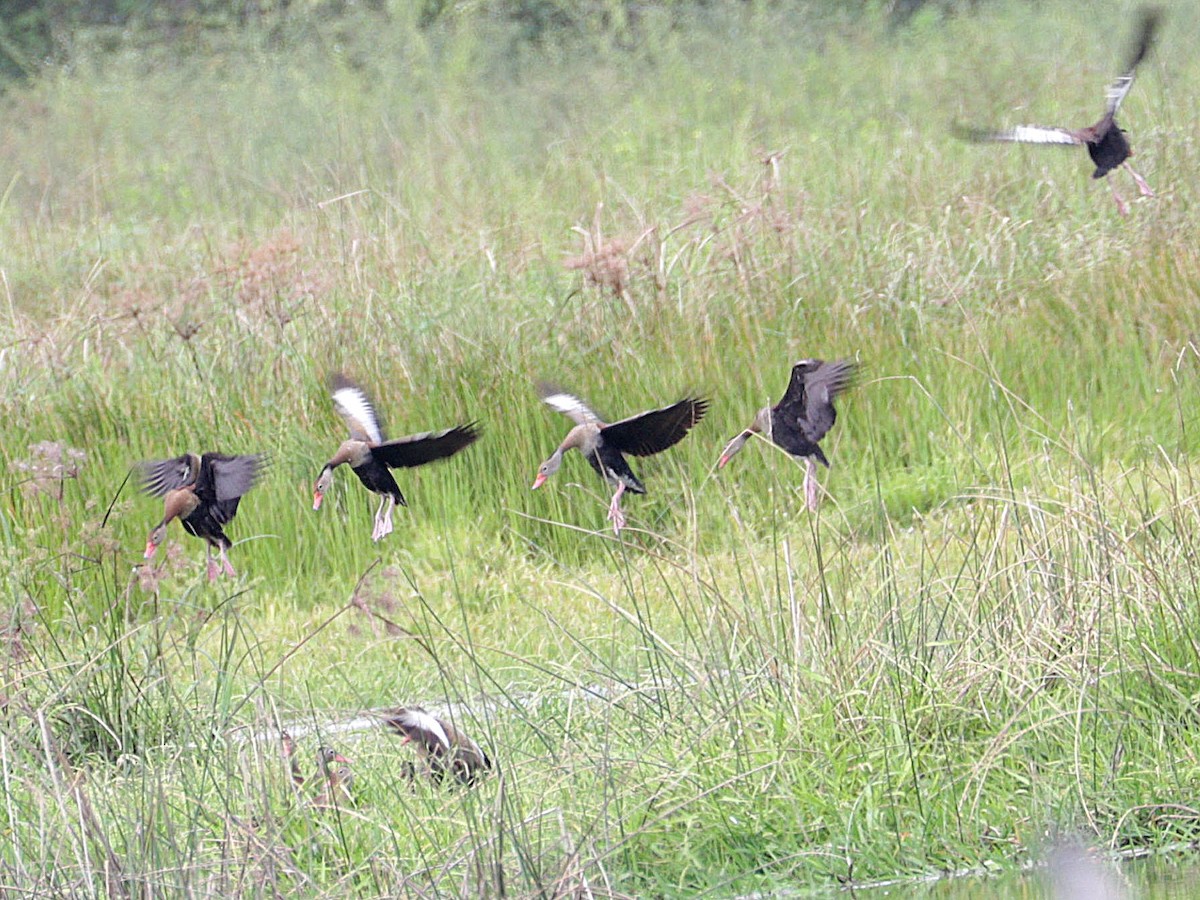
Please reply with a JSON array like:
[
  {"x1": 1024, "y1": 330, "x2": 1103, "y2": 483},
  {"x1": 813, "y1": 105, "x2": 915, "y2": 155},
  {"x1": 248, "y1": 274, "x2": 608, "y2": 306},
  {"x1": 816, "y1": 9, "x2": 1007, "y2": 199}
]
[{"x1": 2, "y1": 0, "x2": 1200, "y2": 894}]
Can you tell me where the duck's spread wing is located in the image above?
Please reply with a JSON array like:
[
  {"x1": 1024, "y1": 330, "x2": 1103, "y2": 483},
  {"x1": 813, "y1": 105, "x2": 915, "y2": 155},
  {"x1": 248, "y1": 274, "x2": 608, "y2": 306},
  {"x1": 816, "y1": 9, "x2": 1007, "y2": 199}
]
[
  {"x1": 955, "y1": 122, "x2": 1083, "y2": 146},
  {"x1": 1105, "y1": 8, "x2": 1161, "y2": 117},
  {"x1": 371, "y1": 424, "x2": 480, "y2": 469},
  {"x1": 136, "y1": 454, "x2": 199, "y2": 497},
  {"x1": 383, "y1": 707, "x2": 452, "y2": 754},
  {"x1": 331, "y1": 374, "x2": 386, "y2": 444},
  {"x1": 1121, "y1": 6, "x2": 1161, "y2": 76},
  {"x1": 801, "y1": 360, "x2": 857, "y2": 442},
  {"x1": 601, "y1": 397, "x2": 709, "y2": 457},
  {"x1": 1104, "y1": 74, "x2": 1136, "y2": 119},
  {"x1": 775, "y1": 360, "x2": 857, "y2": 444},
  {"x1": 536, "y1": 382, "x2": 604, "y2": 426},
  {"x1": 199, "y1": 452, "x2": 268, "y2": 503}
]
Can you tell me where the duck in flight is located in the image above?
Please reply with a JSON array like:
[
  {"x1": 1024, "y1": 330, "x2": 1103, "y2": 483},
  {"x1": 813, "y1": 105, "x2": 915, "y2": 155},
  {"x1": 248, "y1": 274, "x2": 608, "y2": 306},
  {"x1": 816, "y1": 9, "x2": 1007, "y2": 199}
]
[
  {"x1": 718, "y1": 359, "x2": 856, "y2": 511},
  {"x1": 532, "y1": 384, "x2": 708, "y2": 534},
  {"x1": 955, "y1": 7, "x2": 1161, "y2": 216},
  {"x1": 139, "y1": 451, "x2": 266, "y2": 580},
  {"x1": 313, "y1": 374, "x2": 480, "y2": 541}
]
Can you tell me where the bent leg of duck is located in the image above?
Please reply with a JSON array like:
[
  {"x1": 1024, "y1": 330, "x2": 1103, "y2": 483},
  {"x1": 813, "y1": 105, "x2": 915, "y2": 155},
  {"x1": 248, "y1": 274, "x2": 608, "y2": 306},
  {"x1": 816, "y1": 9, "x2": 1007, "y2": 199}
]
[
  {"x1": 1108, "y1": 179, "x2": 1129, "y2": 217},
  {"x1": 380, "y1": 496, "x2": 395, "y2": 540},
  {"x1": 220, "y1": 546, "x2": 237, "y2": 578},
  {"x1": 371, "y1": 496, "x2": 387, "y2": 542},
  {"x1": 372, "y1": 496, "x2": 395, "y2": 542},
  {"x1": 607, "y1": 483, "x2": 627, "y2": 534},
  {"x1": 1125, "y1": 162, "x2": 1153, "y2": 198},
  {"x1": 804, "y1": 458, "x2": 820, "y2": 512}
]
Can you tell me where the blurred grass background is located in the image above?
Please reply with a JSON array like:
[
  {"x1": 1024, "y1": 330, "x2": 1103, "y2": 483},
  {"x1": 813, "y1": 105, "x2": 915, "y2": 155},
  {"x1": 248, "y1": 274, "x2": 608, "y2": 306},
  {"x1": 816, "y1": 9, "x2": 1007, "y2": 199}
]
[{"x1": 2, "y1": 0, "x2": 1200, "y2": 895}]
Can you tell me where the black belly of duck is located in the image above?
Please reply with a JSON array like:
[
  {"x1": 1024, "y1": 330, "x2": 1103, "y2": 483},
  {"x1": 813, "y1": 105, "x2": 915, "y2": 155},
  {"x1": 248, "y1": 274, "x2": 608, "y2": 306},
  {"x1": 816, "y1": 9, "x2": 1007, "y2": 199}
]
[
  {"x1": 1088, "y1": 125, "x2": 1131, "y2": 178},
  {"x1": 771, "y1": 416, "x2": 831, "y2": 467},
  {"x1": 352, "y1": 457, "x2": 407, "y2": 506},
  {"x1": 182, "y1": 498, "x2": 240, "y2": 549},
  {"x1": 588, "y1": 445, "x2": 646, "y2": 494}
]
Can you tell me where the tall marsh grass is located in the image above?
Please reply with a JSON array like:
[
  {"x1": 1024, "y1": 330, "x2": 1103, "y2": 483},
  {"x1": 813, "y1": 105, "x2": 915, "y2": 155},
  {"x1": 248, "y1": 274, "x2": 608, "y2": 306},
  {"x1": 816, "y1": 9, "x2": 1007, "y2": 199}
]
[{"x1": 2, "y1": 0, "x2": 1200, "y2": 894}]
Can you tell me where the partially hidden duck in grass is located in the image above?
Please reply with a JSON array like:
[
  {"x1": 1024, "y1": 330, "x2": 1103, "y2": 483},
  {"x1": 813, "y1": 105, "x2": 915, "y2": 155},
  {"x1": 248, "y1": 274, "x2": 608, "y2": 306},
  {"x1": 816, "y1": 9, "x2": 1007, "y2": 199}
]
[
  {"x1": 718, "y1": 358, "x2": 857, "y2": 511},
  {"x1": 138, "y1": 451, "x2": 267, "y2": 581},
  {"x1": 532, "y1": 383, "x2": 709, "y2": 535},
  {"x1": 954, "y1": 7, "x2": 1162, "y2": 216},
  {"x1": 381, "y1": 706, "x2": 492, "y2": 786},
  {"x1": 313, "y1": 374, "x2": 481, "y2": 542},
  {"x1": 311, "y1": 745, "x2": 354, "y2": 808}
]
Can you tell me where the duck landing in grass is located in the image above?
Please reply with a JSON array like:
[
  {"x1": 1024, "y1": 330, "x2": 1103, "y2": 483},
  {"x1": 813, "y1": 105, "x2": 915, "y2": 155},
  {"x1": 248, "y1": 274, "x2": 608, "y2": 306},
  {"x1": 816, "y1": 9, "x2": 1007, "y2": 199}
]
[
  {"x1": 718, "y1": 359, "x2": 857, "y2": 512},
  {"x1": 955, "y1": 7, "x2": 1161, "y2": 216},
  {"x1": 313, "y1": 374, "x2": 480, "y2": 542},
  {"x1": 532, "y1": 383, "x2": 709, "y2": 535},
  {"x1": 138, "y1": 451, "x2": 267, "y2": 581},
  {"x1": 382, "y1": 706, "x2": 492, "y2": 786}
]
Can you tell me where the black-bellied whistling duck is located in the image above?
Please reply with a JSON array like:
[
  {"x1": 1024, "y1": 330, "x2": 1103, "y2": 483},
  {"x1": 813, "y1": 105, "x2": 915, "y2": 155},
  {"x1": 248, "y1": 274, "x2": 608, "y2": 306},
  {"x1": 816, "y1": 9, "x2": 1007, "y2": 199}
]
[
  {"x1": 312, "y1": 745, "x2": 354, "y2": 807},
  {"x1": 955, "y1": 7, "x2": 1161, "y2": 216},
  {"x1": 532, "y1": 384, "x2": 709, "y2": 534},
  {"x1": 312, "y1": 374, "x2": 480, "y2": 542},
  {"x1": 312, "y1": 763, "x2": 354, "y2": 808},
  {"x1": 382, "y1": 706, "x2": 491, "y2": 786},
  {"x1": 317, "y1": 745, "x2": 350, "y2": 773},
  {"x1": 138, "y1": 451, "x2": 266, "y2": 581},
  {"x1": 718, "y1": 359, "x2": 856, "y2": 511}
]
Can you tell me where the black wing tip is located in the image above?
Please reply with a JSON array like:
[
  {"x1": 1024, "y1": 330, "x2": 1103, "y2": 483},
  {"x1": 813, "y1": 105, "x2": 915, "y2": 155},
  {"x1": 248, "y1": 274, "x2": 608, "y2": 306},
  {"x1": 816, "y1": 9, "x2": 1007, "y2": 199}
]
[
  {"x1": 951, "y1": 120, "x2": 997, "y2": 144},
  {"x1": 247, "y1": 451, "x2": 271, "y2": 480},
  {"x1": 133, "y1": 453, "x2": 195, "y2": 495},
  {"x1": 832, "y1": 358, "x2": 862, "y2": 378},
  {"x1": 203, "y1": 449, "x2": 271, "y2": 468},
  {"x1": 457, "y1": 421, "x2": 483, "y2": 441},
  {"x1": 329, "y1": 372, "x2": 377, "y2": 408},
  {"x1": 684, "y1": 396, "x2": 711, "y2": 425},
  {"x1": 328, "y1": 372, "x2": 360, "y2": 393},
  {"x1": 1127, "y1": 7, "x2": 1162, "y2": 72},
  {"x1": 440, "y1": 421, "x2": 483, "y2": 450},
  {"x1": 133, "y1": 460, "x2": 164, "y2": 495},
  {"x1": 534, "y1": 379, "x2": 569, "y2": 400}
]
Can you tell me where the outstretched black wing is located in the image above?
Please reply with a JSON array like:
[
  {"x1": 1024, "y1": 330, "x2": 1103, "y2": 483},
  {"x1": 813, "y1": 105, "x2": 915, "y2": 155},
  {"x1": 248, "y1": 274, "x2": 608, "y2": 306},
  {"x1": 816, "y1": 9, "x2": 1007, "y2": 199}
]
[
  {"x1": 775, "y1": 359, "x2": 857, "y2": 444},
  {"x1": 137, "y1": 453, "x2": 200, "y2": 497},
  {"x1": 196, "y1": 452, "x2": 268, "y2": 504},
  {"x1": 370, "y1": 424, "x2": 480, "y2": 469},
  {"x1": 1107, "y1": 7, "x2": 1161, "y2": 118},
  {"x1": 601, "y1": 398, "x2": 709, "y2": 457}
]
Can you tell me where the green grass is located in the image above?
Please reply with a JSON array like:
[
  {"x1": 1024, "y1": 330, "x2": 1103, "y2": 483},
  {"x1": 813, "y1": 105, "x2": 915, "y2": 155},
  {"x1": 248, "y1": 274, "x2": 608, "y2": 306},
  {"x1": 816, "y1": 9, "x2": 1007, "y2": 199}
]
[{"x1": 3, "y1": 0, "x2": 1200, "y2": 895}]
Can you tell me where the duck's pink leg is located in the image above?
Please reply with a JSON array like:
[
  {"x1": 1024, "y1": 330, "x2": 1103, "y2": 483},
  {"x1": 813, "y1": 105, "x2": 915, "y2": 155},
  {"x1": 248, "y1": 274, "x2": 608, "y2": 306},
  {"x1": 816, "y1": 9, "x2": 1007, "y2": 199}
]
[
  {"x1": 220, "y1": 546, "x2": 237, "y2": 578},
  {"x1": 804, "y1": 458, "x2": 821, "y2": 512},
  {"x1": 607, "y1": 483, "x2": 627, "y2": 534},
  {"x1": 206, "y1": 545, "x2": 220, "y2": 582},
  {"x1": 1109, "y1": 179, "x2": 1129, "y2": 217},
  {"x1": 1125, "y1": 162, "x2": 1154, "y2": 198},
  {"x1": 379, "y1": 496, "x2": 395, "y2": 540},
  {"x1": 371, "y1": 496, "x2": 387, "y2": 542}
]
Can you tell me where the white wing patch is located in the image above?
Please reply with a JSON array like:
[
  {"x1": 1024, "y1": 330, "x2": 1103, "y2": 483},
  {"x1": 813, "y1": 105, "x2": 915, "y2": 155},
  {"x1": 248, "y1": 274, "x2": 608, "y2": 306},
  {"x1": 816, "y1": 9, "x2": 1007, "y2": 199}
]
[
  {"x1": 998, "y1": 125, "x2": 1081, "y2": 145},
  {"x1": 333, "y1": 385, "x2": 384, "y2": 444},
  {"x1": 398, "y1": 708, "x2": 451, "y2": 750},
  {"x1": 1105, "y1": 74, "x2": 1134, "y2": 117},
  {"x1": 541, "y1": 391, "x2": 601, "y2": 425}
]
